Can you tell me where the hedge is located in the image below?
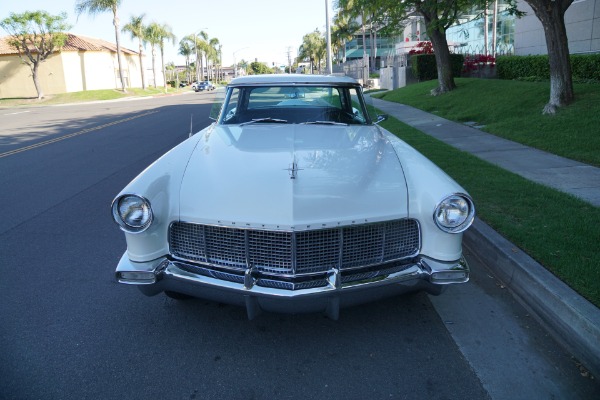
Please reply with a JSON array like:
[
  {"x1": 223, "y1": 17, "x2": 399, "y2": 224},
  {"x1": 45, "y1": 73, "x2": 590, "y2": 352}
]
[
  {"x1": 410, "y1": 54, "x2": 464, "y2": 82},
  {"x1": 497, "y1": 54, "x2": 600, "y2": 81}
]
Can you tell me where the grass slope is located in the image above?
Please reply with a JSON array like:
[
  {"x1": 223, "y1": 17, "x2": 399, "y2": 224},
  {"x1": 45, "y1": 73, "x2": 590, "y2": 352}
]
[
  {"x1": 374, "y1": 78, "x2": 600, "y2": 167},
  {"x1": 375, "y1": 107, "x2": 600, "y2": 307}
]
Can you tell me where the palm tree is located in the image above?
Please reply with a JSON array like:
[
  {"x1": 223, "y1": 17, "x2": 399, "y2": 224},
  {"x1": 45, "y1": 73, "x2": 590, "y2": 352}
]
[
  {"x1": 165, "y1": 61, "x2": 175, "y2": 84},
  {"x1": 216, "y1": 44, "x2": 222, "y2": 82},
  {"x1": 336, "y1": 0, "x2": 370, "y2": 80},
  {"x1": 122, "y1": 14, "x2": 146, "y2": 89},
  {"x1": 156, "y1": 23, "x2": 176, "y2": 93},
  {"x1": 332, "y1": 12, "x2": 359, "y2": 64},
  {"x1": 194, "y1": 31, "x2": 208, "y2": 81},
  {"x1": 298, "y1": 30, "x2": 326, "y2": 74},
  {"x1": 75, "y1": 0, "x2": 127, "y2": 92},
  {"x1": 145, "y1": 22, "x2": 161, "y2": 87},
  {"x1": 178, "y1": 38, "x2": 193, "y2": 83},
  {"x1": 206, "y1": 37, "x2": 220, "y2": 81}
]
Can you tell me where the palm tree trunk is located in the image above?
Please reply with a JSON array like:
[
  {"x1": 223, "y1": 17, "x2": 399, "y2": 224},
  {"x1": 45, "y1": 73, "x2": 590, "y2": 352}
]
[
  {"x1": 151, "y1": 45, "x2": 157, "y2": 88},
  {"x1": 195, "y1": 46, "x2": 199, "y2": 82},
  {"x1": 160, "y1": 47, "x2": 167, "y2": 93},
  {"x1": 112, "y1": 8, "x2": 127, "y2": 92},
  {"x1": 186, "y1": 56, "x2": 190, "y2": 83},
  {"x1": 361, "y1": 12, "x2": 369, "y2": 84},
  {"x1": 138, "y1": 39, "x2": 146, "y2": 89},
  {"x1": 372, "y1": 28, "x2": 378, "y2": 71}
]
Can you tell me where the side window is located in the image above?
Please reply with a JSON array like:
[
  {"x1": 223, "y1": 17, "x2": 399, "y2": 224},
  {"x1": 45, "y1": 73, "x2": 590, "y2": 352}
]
[
  {"x1": 324, "y1": 88, "x2": 342, "y2": 109},
  {"x1": 222, "y1": 88, "x2": 240, "y2": 123},
  {"x1": 348, "y1": 88, "x2": 367, "y2": 123}
]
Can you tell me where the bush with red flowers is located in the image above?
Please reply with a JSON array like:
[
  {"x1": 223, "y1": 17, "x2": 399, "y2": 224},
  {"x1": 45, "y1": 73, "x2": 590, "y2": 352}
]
[
  {"x1": 463, "y1": 54, "x2": 496, "y2": 72},
  {"x1": 408, "y1": 41, "x2": 433, "y2": 55}
]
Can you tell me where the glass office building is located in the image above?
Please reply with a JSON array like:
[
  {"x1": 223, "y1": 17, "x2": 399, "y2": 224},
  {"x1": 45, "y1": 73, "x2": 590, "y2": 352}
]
[{"x1": 446, "y1": 2, "x2": 516, "y2": 55}]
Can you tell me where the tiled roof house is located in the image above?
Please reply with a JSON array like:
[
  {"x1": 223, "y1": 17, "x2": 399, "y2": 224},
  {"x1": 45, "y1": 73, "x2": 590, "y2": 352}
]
[{"x1": 0, "y1": 33, "x2": 154, "y2": 98}]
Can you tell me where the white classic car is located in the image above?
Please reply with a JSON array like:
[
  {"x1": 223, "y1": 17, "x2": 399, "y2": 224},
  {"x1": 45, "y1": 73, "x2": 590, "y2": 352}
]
[{"x1": 112, "y1": 75, "x2": 475, "y2": 319}]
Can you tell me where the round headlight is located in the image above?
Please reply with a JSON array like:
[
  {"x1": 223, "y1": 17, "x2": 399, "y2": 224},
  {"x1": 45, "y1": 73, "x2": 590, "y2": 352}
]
[
  {"x1": 111, "y1": 194, "x2": 153, "y2": 233},
  {"x1": 433, "y1": 194, "x2": 475, "y2": 233}
]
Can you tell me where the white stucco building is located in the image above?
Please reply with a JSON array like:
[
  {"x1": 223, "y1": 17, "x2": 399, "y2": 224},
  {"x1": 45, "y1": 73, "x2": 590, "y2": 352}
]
[{"x1": 0, "y1": 34, "x2": 161, "y2": 98}]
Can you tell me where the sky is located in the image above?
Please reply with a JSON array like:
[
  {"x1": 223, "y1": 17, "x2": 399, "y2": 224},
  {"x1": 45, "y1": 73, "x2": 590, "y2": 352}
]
[{"x1": 0, "y1": 0, "x2": 333, "y2": 68}]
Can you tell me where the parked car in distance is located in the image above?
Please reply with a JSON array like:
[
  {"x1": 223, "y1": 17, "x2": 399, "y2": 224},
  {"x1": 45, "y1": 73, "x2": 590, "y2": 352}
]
[
  {"x1": 195, "y1": 80, "x2": 215, "y2": 91},
  {"x1": 179, "y1": 81, "x2": 189, "y2": 88},
  {"x1": 111, "y1": 74, "x2": 475, "y2": 319}
]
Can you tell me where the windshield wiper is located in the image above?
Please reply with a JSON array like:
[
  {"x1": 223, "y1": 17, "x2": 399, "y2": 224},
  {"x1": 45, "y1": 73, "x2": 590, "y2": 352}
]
[
  {"x1": 239, "y1": 118, "x2": 288, "y2": 126},
  {"x1": 301, "y1": 121, "x2": 348, "y2": 126}
]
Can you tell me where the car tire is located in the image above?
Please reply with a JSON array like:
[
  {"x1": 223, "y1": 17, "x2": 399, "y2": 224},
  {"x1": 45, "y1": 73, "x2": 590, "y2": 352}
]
[
  {"x1": 427, "y1": 285, "x2": 446, "y2": 296},
  {"x1": 164, "y1": 290, "x2": 194, "y2": 300}
]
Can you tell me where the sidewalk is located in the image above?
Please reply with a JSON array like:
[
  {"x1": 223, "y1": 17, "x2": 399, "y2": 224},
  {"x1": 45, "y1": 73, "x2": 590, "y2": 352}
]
[
  {"x1": 371, "y1": 98, "x2": 600, "y2": 207},
  {"x1": 369, "y1": 97, "x2": 600, "y2": 378}
]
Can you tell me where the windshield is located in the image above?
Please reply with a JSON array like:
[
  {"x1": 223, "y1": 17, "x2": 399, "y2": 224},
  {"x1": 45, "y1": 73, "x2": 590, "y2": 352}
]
[{"x1": 218, "y1": 85, "x2": 371, "y2": 126}]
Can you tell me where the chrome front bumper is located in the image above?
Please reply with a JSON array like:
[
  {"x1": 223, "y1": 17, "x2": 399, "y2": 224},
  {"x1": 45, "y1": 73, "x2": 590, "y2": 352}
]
[{"x1": 115, "y1": 253, "x2": 469, "y2": 319}]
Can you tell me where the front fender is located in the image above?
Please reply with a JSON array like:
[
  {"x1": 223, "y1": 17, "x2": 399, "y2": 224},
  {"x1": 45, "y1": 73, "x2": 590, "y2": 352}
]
[
  {"x1": 115, "y1": 128, "x2": 210, "y2": 261},
  {"x1": 380, "y1": 127, "x2": 469, "y2": 261}
]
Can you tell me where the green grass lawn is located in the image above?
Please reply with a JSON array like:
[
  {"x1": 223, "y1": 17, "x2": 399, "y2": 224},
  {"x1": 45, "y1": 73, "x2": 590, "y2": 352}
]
[
  {"x1": 374, "y1": 78, "x2": 600, "y2": 167},
  {"x1": 371, "y1": 97, "x2": 600, "y2": 307},
  {"x1": 0, "y1": 86, "x2": 188, "y2": 107}
]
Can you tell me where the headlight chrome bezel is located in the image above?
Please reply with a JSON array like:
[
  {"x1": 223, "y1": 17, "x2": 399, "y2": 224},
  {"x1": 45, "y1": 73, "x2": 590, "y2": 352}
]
[
  {"x1": 111, "y1": 194, "x2": 154, "y2": 234},
  {"x1": 433, "y1": 193, "x2": 475, "y2": 234}
]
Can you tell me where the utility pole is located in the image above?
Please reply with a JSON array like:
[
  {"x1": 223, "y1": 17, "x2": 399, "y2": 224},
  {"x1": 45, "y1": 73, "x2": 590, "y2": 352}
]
[
  {"x1": 492, "y1": 0, "x2": 498, "y2": 57},
  {"x1": 286, "y1": 46, "x2": 292, "y2": 73},
  {"x1": 233, "y1": 47, "x2": 249, "y2": 78}
]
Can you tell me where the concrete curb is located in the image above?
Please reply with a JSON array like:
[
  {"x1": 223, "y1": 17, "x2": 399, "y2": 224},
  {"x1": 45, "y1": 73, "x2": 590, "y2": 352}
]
[{"x1": 464, "y1": 218, "x2": 600, "y2": 378}]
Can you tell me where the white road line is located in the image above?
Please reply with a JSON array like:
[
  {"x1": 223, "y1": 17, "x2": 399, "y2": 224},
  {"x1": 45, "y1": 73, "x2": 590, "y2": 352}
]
[{"x1": 3, "y1": 111, "x2": 31, "y2": 116}]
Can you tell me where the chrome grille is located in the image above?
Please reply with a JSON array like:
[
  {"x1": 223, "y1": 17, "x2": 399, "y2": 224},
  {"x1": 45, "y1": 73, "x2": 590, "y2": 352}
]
[
  {"x1": 295, "y1": 229, "x2": 340, "y2": 274},
  {"x1": 169, "y1": 219, "x2": 420, "y2": 277},
  {"x1": 248, "y1": 230, "x2": 293, "y2": 274},
  {"x1": 205, "y1": 225, "x2": 246, "y2": 268}
]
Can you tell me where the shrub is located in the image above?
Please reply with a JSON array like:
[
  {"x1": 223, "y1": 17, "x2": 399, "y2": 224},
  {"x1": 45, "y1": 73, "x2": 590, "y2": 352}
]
[
  {"x1": 496, "y1": 55, "x2": 549, "y2": 80},
  {"x1": 571, "y1": 53, "x2": 600, "y2": 81},
  {"x1": 497, "y1": 54, "x2": 600, "y2": 81},
  {"x1": 410, "y1": 53, "x2": 464, "y2": 82}
]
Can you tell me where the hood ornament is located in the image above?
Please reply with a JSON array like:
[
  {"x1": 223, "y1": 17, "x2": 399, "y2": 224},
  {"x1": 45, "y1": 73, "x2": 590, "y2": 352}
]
[{"x1": 285, "y1": 160, "x2": 303, "y2": 179}]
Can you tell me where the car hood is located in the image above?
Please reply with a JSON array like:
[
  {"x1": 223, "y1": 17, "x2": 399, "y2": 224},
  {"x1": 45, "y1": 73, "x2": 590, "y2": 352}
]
[{"x1": 179, "y1": 124, "x2": 408, "y2": 230}]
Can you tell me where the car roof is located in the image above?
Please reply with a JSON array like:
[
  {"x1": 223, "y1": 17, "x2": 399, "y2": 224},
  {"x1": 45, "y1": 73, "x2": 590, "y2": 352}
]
[{"x1": 229, "y1": 74, "x2": 359, "y2": 86}]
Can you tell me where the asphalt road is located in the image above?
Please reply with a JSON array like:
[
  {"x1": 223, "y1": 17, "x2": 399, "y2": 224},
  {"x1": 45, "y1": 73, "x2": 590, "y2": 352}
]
[{"x1": 0, "y1": 93, "x2": 598, "y2": 400}]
